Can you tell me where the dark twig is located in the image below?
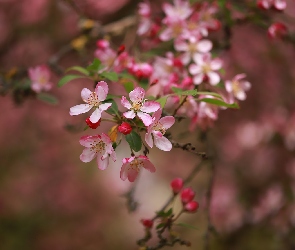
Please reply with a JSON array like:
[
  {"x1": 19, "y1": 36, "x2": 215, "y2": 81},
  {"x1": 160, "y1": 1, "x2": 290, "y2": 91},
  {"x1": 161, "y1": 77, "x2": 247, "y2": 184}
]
[{"x1": 171, "y1": 140, "x2": 208, "y2": 159}]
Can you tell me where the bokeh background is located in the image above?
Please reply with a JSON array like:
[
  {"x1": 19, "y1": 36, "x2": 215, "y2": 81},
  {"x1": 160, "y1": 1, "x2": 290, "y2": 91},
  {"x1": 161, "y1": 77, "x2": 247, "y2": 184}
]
[{"x1": 0, "y1": 0, "x2": 295, "y2": 249}]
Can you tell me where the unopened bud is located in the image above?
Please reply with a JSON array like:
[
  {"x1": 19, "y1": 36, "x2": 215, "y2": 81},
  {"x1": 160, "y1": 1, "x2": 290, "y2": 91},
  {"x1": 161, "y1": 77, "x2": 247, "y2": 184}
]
[
  {"x1": 184, "y1": 201, "x2": 199, "y2": 213},
  {"x1": 118, "y1": 122, "x2": 132, "y2": 135},
  {"x1": 170, "y1": 178, "x2": 183, "y2": 194},
  {"x1": 85, "y1": 118, "x2": 101, "y2": 129},
  {"x1": 180, "y1": 187, "x2": 195, "y2": 204},
  {"x1": 141, "y1": 219, "x2": 153, "y2": 228}
]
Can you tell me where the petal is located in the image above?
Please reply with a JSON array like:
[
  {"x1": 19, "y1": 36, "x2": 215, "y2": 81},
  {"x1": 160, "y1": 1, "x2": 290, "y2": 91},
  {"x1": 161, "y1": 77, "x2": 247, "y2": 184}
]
[
  {"x1": 97, "y1": 155, "x2": 109, "y2": 170},
  {"x1": 123, "y1": 110, "x2": 136, "y2": 119},
  {"x1": 129, "y1": 87, "x2": 145, "y2": 103},
  {"x1": 145, "y1": 132, "x2": 154, "y2": 148},
  {"x1": 127, "y1": 169, "x2": 139, "y2": 182},
  {"x1": 99, "y1": 102, "x2": 112, "y2": 111},
  {"x1": 96, "y1": 81, "x2": 108, "y2": 94},
  {"x1": 142, "y1": 159, "x2": 156, "y2": 173},
  {"x1": 120, "y1": 162, "x2": 129, "y2": 181},
  {"x1": 197, "y1": 40, "x2": 213, "y2": 53},
  {"x1": 70, "y1": 104, "x2": 92, "y2": 116},
  {"x1": 241, "y1": 81, "x2": 251, "y2": 91},
  {"x1": 152, "y1": 108, "x2": 162, "y2": 121},
  {"x1": 159, "y1": 116, "x2": 175, "y2": 129},
  {"x1": 79, "y1": 135, "x2": 101, "y2": 147},
  {"x1": 274, "y1": 0, "x2": 286, "y2": 10},
  {"x1": 210, "y1": 58, "x2": 223, "y2": 70},
  {"x1": 235, "y1": 90, "x2": 246, "y2": 101},
  {"x1": 225, "y1": 80, "x2": 233, "y2": 92},
  {"x1": 140, "y1": 101, "x2": 160, "y2": 113},
  {"x1": 189, "y1": 64, "x2": 202, "y2": 75},
  {"x1": 95, "y1": 86, "x2": 107, "y2": 101},
  {"x1": 81, "y1": 88, "x2": 92, "y2": 101},
  {"x1": 89, "y1": 108, "x2": 102, "y2": 123},
  {"x1": 207, "y1": 72, "x2": 220, "y2": 85},
  {"x1": 137, "y1": 112, "x2": 153, "y2": 126},
  {"x1": 193, "y1": 74, "x2": 204, "y2": 85},
  {"x1": 159, "y1": 27, "x2": 173, "y2": 41},
  {"x1": 121, "y1": 96, "x2": 132, "y2": 109},
  {"x1": 174, "y1": 39, "x2": 188, "y2": 51},
  {"x1": 80, "y1": 148, "x2": 96, "y2": 162},
  {"x1": 154, "y1": 135, "x2": 173, "y2": 151}
]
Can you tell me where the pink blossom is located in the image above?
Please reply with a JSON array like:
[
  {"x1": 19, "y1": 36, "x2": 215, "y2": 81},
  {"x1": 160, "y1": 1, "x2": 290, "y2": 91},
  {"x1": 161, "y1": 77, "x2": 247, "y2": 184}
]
[
  {"x1": 225, "y1": 74, "x2": 251, "y2": 101},
  {"x1": 121, "y1": 87, "x2": 160, "y2": 126},
  {"x1": 79, "y1": 133, "x2": 116, "y2": 170},
  {"x1": 70, "y1": 81, "x2": 112, "y2": 123},
  {"x1": 257, "y1": 0, "x2": 286, "y2": 11},
  {"x1": 174, "y1": 36, "x2": 213, "y2": 65},
  {"x1": 129, "y1": 62, "x2": 153, "y2": 79},
  {"x1": 94, "y1": 40, "x2": 116, "y2": 68},
  {"x1": 180, "y1": 187, "x2": 195, "y2": 204},
  {"x1": 137, "y1": 1, "x2": 152, "y2": 35},
  {"x1": 189, "y1": 53, "x2": 222, "y2": 86},
  {"x1": 28, "y1": 65, "x2": 52, "y2": 93},
  {"x1": 162, "y1": 0, "x2": 193, "y2": 22},
  {"x1": 120, "y1": 155, "x2": 156, "y2": 182},
  {"x1": 145, "y1": 109, "x2": 175, "y2": 151},
  {"x1": 159, "y1": 19, "x2": 186, "y2": 41},
  {"x1": 184, "y1": 201, "x2": 199, "y2": 213}
]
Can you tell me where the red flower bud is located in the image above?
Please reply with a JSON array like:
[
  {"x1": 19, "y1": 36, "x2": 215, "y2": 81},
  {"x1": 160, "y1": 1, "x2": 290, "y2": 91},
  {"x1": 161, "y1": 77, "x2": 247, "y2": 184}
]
[
  {"x1": 85, "y1": 118, "x2": 101, "y2": 129},
  {"x1": 184, "y1": 201, "x2": 199, "y2": 213},
  {"x1": 170, "y1": 178, "x2": 183, "y2": 194},
  {"x1": 268, "y1": 22, "x2": 287, "y2": 39},
  {"x1": 180, "y1": 187, "x2": 195, "y2": 204},
  {"x1": 141, "y1": 219, "x2": 153, "y2": 228},
  {"x1": 117, "y1": 44, "x2": 125, "y2": 55},
  {"x1": 118, "y1": 122, "x2": 132, "y2": 135}
]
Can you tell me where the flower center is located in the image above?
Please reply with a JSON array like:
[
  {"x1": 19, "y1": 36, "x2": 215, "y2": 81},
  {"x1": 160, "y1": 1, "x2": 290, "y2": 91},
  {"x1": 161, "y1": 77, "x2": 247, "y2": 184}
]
[
  {"x1": 153, "y1": 121, "x2": 166, "y2": 135},
  {"x1": 38, "y1": 76, "x2": 47, "y2": 85},
  {"x1": 202, "y1": 64, "x2": 211, "y2": 73},
  {"x1": 232, "y1": 80, "x2": 241, "y2": 95},
  {"x1": 132, "y1": 101, "x2": 143, "y2": 111},
  {"x1": 129, "y1": 158, "x2": 144, "y2": 172},
  {"x1": 85, "y1": 92, "x2": 100, "y2": 107},
  {"x1": 90, "y1": 140, "x2": 105, "y2": 154}
]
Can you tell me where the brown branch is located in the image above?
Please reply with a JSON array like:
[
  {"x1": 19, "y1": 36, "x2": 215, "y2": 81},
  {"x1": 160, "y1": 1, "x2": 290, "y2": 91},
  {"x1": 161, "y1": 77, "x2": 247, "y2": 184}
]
[{"x1": 171, "y1": 140, "x2": 208, "y2": 160}]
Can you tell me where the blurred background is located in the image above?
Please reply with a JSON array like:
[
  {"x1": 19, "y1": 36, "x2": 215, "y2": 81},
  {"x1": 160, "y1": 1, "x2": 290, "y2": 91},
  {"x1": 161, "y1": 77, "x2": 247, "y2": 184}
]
[{"x1": 0, "y1": 0, "x2": 295, "y2": 249}]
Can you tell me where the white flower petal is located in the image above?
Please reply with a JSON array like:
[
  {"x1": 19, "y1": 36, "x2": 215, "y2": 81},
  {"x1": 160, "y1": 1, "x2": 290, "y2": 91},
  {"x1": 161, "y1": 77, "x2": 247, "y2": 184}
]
[{"x1": 70, "y1": 104, "x2": 92, "y2": 116}]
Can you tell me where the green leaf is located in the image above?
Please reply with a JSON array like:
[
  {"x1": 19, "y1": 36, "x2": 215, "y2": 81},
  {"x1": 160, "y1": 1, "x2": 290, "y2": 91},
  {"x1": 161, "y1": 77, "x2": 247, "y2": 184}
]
[
  {"x1": 119, "y1": 72, "x2": 136, "y2": 81},
  {"x1": 171, "y1": 87, "x2": 198, "y2": 96},
  {"x1": 156, "y1": 208, "x2": 173, "y2": 218},
  {"x1": 104, "y1": 99, "x2": 118, "y2": 116},
  {"x1": 86, "y1": 58, "x2": 102, "y2": 72},
  {"x1": 57, "y1": 75, "x2": 89, "y2": 87},
  {"x1": 125, "y1": 131, "x2": 142, "y2": 152},
  {"x1": 156, "y1": 223, "x2": 165, "y2": 229},
  {"x1": 66, "y1": 66, "x2": 90, "y2": 76},
  {"x1": 198, "y1": 98, "x2": 239, "y2": 109},
  {"x1": 37, "y1": 93, "x2": 58, "y2": 105},
  {"x1": 195, "y1": 92, "x2": 223, "y2": 99},
  {"x1": 123, "y1": 81, "x2": 134, "y2": 93},
  {"x1": 156, "y1": 96, "x2": 168, "y2": 108},
  {"x1": 100, "y1": 71, "x2": 118, "y2": 82},
  {"x1": 175, "y1": 223, "x2": 199, "y2": 231}
]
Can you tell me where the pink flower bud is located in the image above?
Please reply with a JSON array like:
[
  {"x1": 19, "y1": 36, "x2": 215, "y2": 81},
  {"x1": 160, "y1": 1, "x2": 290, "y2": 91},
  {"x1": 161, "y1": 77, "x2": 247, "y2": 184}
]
[
  {"x1": 96, "y1": 39, "x2": 109, "y2": 49},
  {"x1": 170, "y1": 178, "x2": 184, "y2": 194},
  {"x1": 184, "y1": 201, "x2": 199, "y2": 213},
  {"x1": 118, "y1": 122, "x2": 132, "y2": 135},
  {"x1": 141, "y1": 219, "x2": 153, "y2": 228},
  {"x1": 85, "y1": 117, "x2": 101, "y2": 129},
  {"x1": 268, "y1": 22, "x2": 287, "y2": 39},
  {"x1": 180, "y1": 187, "x2": 195, "y2": 204}
]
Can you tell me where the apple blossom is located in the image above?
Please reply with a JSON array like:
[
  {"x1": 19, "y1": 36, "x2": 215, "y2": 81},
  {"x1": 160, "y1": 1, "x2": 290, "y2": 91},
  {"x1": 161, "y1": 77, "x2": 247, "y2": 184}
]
[
  {"x1": 225, "y1": 74, "x2": 251, "y2": 101},
  {"x1": 28, "y1": 65, "x2": 52, "y2": 93},
  {"x1": 121, "y1": 87, "x2": 160, "y2": 126},
  {"x1": 174, "y1": 36, "x2": 213, "y2": 65},
  {"x1": 69, "y1": 81, "x2": 112, "y2": 123},
  {"x1": 79, "y1": 133, "x2": 116, "y2": 170},
  {"x1": 189, "y1": 53, "x2": 222, "y2": 85},
  {"x1": 145, "y1": 109, "x2": 175, "y2": 151},
  {"x1": 120, "y1": 155, "x2": 156, "y2": 182}
]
